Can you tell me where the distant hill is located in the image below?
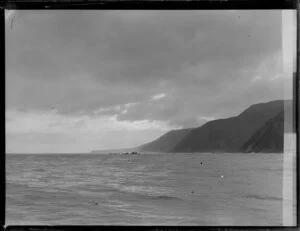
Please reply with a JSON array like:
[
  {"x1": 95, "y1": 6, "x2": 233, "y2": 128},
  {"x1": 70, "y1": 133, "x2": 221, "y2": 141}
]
[
  {"x1": 171, "y1": 100, "x2": 291, "y2": 153},
  {"x1": 139, "y1": 128, "x2": 192, "y2": 153},
  {"x1": 91, "y1": 100, "x2": 294, "y2": 154},
  {"x1": 240, "y1": 110, "x2": 284, "y2": 153},
  {"x1": 90, "y1": 147, "x2": 140, "y2": 154}
]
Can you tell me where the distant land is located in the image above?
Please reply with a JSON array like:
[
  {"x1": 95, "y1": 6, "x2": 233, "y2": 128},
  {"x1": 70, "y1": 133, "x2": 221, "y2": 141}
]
[
  {"x1": 90, "y1": 148, "x2": 140, "y2": 154},
  {"x1": 91, "y1": 100, "x2": 293, "y2": 154},
  {"x1": 172, "y1": 100, "x2": 291, "y2": 153},
  {"x1": 240, "y1": 110, "x2": 284, "y2": 153},
  {"x1": 140, "y1": 128, "x2": 192, "y2": 153}
]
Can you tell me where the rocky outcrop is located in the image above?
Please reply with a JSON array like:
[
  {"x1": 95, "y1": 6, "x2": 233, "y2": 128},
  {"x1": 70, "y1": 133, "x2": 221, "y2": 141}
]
[
  {"x1": 171, "y1": 100, "x2": 289, "y2": 153},
  {"x1": 240, "y1": 111, "x2": 284, "y2": 153}
]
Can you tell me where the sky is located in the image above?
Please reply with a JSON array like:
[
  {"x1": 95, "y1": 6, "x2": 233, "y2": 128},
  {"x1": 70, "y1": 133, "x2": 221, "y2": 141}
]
[{"x1": 5, "y1": 10, "x2": 296, "y2": 153}]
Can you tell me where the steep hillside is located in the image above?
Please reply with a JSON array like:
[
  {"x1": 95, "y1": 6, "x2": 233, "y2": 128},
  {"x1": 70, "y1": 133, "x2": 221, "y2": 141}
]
[
  {"x1": 140, "y1": 128, "x2": 191, "y2": 153},
  {"x1": 240, "y1": 110, "x2": 284, "y2": 153},
  {"x1": 171, "y1": 100, "x2": 289, "y2": 153}
]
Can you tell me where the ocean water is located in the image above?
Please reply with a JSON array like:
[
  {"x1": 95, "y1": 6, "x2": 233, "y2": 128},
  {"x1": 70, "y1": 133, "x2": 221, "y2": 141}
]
[{"x1": 6, "y1": 152, "x2": 296, "y2": 226}]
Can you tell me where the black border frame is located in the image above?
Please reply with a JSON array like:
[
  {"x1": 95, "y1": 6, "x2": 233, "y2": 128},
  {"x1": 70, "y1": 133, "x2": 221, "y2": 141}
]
[
  {"x1": 2, "y1": 0, "x2": 297, "y2": 10},
  {"x1": 1, "y1": 0, "x2": 299, "y2": 230}
]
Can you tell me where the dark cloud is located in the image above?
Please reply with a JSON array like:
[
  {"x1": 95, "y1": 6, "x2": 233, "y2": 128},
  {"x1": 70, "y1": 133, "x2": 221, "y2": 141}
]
[{"x1": 6, "y1": 10, "x2": 286, "y2": 128}]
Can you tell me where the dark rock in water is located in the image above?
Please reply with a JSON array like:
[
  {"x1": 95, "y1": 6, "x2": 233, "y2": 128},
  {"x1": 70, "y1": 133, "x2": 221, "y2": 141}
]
[
  {"x1": 240, "y1": 110, "x2": 284, "y2": 153},
  {"x1": 171, "y1": 100, "x2": 290, "y2": 153},
  {"x1": 89, "y1": 200, "x2": 98, "y2": 206}
]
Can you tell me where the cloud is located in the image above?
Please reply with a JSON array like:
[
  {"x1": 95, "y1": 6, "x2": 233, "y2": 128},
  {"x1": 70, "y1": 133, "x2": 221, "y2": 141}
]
[
  {"x1": 197, "y1": 116, "x2": 216, "y2": 122},
  {"x1": 6, "y1": 10, "x2": 282, "y2": 89},
  {"x1": 151, "y1": 93, "x2": 166, "y2": 101},
  {"x1": 5, "y1": 10, "x2": 290, "y2": 152},
  {"x1": 121, "y1": 102, "x2": 140, "y2": 114},
  {"x1": 251, "y1": 75, "x2": 262, "y2": 83},
  {"x1": 6, "y1": 109, "x2": 178, "y2": 134},
  {"x1": 6, "y1": 109, "x2": 179, "y2": 153}
]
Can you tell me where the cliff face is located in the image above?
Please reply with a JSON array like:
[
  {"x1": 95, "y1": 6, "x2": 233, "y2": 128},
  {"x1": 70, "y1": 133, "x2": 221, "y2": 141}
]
[
  {"x1": 91, "y1": 100, "x2": 293, "y2": 154},
  {"x1": 140, "y1": 128, "x2": 191, "y2": 153},
  {"x1": 240, "y1": 111, "x2": 284, "y2": 153},
  {"x1": 171, "y1": 100, "x2": 288, "y2": 153}
]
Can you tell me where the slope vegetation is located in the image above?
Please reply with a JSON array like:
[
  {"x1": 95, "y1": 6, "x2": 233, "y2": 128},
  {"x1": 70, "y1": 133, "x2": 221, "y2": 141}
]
[{"x1": 172, "y1": 100, "x2": 288, "y2": 153}]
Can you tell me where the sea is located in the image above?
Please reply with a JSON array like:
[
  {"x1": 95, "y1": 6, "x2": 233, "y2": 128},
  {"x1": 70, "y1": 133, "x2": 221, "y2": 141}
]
[{"x1": 6, "y1": 140, "x2": 297, "y2": 226}]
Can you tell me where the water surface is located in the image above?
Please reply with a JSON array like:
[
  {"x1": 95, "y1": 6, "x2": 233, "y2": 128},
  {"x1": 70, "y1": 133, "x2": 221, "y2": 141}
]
[{"x1": 6, "y1": 152, "x2": 292, "y2": 225}]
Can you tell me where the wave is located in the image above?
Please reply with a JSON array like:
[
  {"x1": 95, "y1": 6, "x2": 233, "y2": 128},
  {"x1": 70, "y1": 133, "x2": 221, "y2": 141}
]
[
  {"x1": 246, "y1": 194, "x2": 282, "y2": 201},
  {"x1": 135, "y1": 194, "x2": 182, "y2": 201},
  {"x1": 75, "y1": 183, "x2": 182, "y2": 202},
  {"x1": 34, "y1": 168, "x2": 46, "y2": 172}
]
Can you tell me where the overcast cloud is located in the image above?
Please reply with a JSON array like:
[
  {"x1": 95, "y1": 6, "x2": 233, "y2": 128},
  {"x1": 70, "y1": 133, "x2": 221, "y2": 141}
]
[{"x1": 5, "y1": 10, "x2": 296, "y2": 153}]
